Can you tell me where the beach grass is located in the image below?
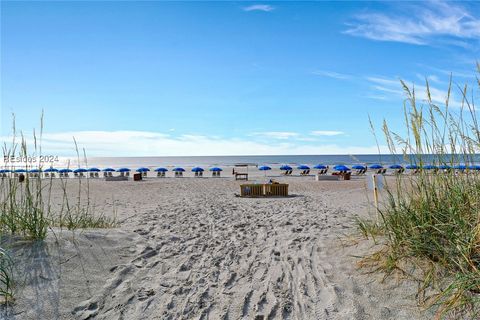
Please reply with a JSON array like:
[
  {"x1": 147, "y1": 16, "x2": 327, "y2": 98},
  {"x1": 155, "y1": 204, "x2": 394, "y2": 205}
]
[
  {"x1": 0, "y1": 115, "x2": 116, "y2": 302},
  {"x1": 0, "y1": 248, "x2": 14, "y2": 304},
  {"x1": 357, "y1": 64, "x2": 480, "y2": 318}
]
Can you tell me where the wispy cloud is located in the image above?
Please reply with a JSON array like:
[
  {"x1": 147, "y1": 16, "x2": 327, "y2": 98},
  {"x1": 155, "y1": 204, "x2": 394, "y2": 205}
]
[
  {"x1": 416, "y1": 74, "x2": 442, "y2": 84},
  {"x1": 312, "y1": 70, "x2": 352, "y2": 80},
  {"x1": 251, "y1": 131, "x2": 299, "y2": 139},
  {"x1": 0, "y1": 130, "x2": 386, "y2": 157},
  {"x1": 344, "y1": 1, "x2": 480, "y2": 45},
  {"x1": 366, "y1": 75, "x2": 464, "y2": 107},
  {"x1": 243, "y1": 4, "x2": 275, "y2": 12},
  {"x1": 310, "y1": 131, "x2": 344, "y2": 136}
]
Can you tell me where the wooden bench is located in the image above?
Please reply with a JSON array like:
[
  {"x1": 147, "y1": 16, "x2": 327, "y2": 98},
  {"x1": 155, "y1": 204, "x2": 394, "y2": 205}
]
[
  {"x1": 240, "y1": 184, "x2": 263, "y2": 197},
  {"x1": 240, "y1": 183, "x2": 289, "y2": 197},
  {"x1": 235, "y1": 173, "x2": 248, "y2": 181},
  {"x1": 264, "y1": 184, "x2": 289, "y2": 197}
]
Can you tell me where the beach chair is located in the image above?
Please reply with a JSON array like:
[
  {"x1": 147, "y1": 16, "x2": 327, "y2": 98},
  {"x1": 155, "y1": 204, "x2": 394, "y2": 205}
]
[
  {"x1": 89, "y1": 172, "x2": 95, "y2": 178},
  {"x1": 301, "y1": 170, "x2": 310, "y2": 176},
  {"x1": 157, "y1": 171, "x2": 166, "y2": 178},
  {"x1": 142, "y1": 172, "x2": 147, "y2": 177},
  {"x1": 175, "y1": 171, "x2": 183, "y2": 177},
  {"x1": 125, "y1": 172, "x2": 130, "y2": 177},
  {"x1": 79, "y1": 172, "x2": 85, "y2": 178},
  {"x1": 64, "y1": 173, "x2": 69, "y2": 178},
  {"x1": 44, "y1": 172, "x2": 49, "y2": 178},
  {"x1": 103, "y1": 172, "x2": 108, "y2": 177},
  {"x1": 74, "y1": 172, "x2": 79, "y2": 178},
  {"x1": 108, "y1": 172, "x2": 113, "y2": 177}
]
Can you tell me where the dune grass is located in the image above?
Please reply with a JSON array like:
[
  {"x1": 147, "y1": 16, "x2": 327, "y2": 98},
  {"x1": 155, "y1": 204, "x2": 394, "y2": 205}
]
[
  {"x1": 358, "y1": 65, "x2": 480, "y2": 318},
  {"x1": 0, "y1": 115, "x2": 117, "y2": 303},
  {"x1": 0, "y1": 248, "x2": 14, "y2": 304}
]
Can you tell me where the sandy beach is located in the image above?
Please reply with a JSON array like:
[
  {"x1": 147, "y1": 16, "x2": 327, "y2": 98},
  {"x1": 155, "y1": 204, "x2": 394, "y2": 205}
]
[{"x1": 1, "y1": 172, "x2": 433, "y2": 319}]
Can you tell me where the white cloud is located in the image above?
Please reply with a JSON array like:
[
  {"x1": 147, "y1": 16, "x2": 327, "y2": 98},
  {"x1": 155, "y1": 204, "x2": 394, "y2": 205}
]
[
  {"x1": 416, "y1": 73, "x2": 442, "y2": 84},
  {"x1": 344, "y1": 1, "x2": 480, "y2": 45},
  {"x1": 310, "y1": 131, "x2": 344, "y2": 136},
  {"x1": 252, "y1": 131, "x2": 299, "y2": 139},
  {"x1": 243, "y1": 4, "x2": 274, "y2": 12},
  {"x1": 0, "y1": 130, "x2": 385, "y2": 157},
  {"x1": 366, "y1": 76, "x2": 464, "y2": 107},
  {"x1": 312, "y1": 70, "x2": 352, "y2": 80}
]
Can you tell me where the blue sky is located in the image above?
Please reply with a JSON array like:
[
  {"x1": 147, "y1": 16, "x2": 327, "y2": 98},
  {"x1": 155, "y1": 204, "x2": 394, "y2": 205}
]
[{"x1": 1, "y1": 1, "x2": 479, "y2": 156}]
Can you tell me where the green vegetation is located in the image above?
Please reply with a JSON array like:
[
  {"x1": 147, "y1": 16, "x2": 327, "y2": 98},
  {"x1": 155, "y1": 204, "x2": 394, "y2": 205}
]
[
  {"x1": 358, "y1": 64, "x2": 480, "y2": 318},
  {"x1": 0, "y1": 248, "x2": 14, "y2": 304},
  {"x1": 0, "y1": 115, "x2": 116, "y2": 303}
]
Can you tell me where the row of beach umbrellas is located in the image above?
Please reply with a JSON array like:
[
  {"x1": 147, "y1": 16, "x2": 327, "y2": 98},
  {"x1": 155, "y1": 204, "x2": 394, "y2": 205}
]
[
  {"x1": 2, "y1": 164, "x2": 479, "y2": 175},
  {"x1": 263, "y1": 163, "x2": 480, "y2": 171},
  {"x1": 0, "y1": 167, "x2": 224, "y2": 174}
]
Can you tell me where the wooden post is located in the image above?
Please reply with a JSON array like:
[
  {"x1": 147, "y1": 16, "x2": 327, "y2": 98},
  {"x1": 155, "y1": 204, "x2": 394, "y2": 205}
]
[{"x1": 372, "y1": 174, "x2": 379, "y2": 221}]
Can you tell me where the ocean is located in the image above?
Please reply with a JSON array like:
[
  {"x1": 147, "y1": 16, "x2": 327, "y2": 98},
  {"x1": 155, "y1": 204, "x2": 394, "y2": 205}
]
[
  {"x1": 3, "y1": 154, "x2": 479, "y2": 170},
  {"x1": 34, "y1": 154, "x2": 480, "y2": 169}
]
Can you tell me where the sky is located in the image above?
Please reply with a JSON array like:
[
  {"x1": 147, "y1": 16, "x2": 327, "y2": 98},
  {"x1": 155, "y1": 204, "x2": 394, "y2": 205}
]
[{"x1": 1, "y1": 1, "x2": 479, "y2": 156}]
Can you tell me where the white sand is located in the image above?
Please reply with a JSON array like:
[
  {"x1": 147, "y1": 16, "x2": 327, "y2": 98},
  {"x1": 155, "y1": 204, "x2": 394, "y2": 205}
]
[{"x1": 1, "y1": 172, "x2": 433, "y2": 319}]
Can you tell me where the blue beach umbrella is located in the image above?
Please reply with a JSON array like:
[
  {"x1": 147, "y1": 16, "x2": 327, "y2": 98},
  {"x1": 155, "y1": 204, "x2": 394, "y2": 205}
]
[
  {"x1": 88, "y1": 168, "x2": 101, "y2": 172},
  {"x1": 117, "y1": 168, "x2": 131, "y2": 172},
  {"x1": 280, "y1": 165, "x2": 292, "y2": 171},
  {"x1": 172, "y1": 167, "x2": 185, "y2": 172},
  {"x1": 28, "y1": 169, "x2": 41, "y2": 173},
  {"x1": 438, "y1": 165, "x2": 451, "y2": 170},
  {"x1": 297, "y1": 165, "x2": 310, "y2": 170},
  {"x1": 44, "y1": 168, "x2": 58, "y2": 173},
  {"x1": 314, "y1": 164, "x2": 327, "y2": 170},
  {"x1": 468, "y1": 165, "x2": 480, "y2": 170},
  {"x1": 454, "y1": 164, "x2": 467, "y2": 170},
  {"x1": 102, "y1": 168, "x2": 115, "y2": 172},
  {"x1": 59, "y1": 169, "x2": 73, "y2": 173},
  {"x1": 258, "y1": 165, "x2": 271, "y2": 177},
  {"x1": 369, "y1": 164, "x2": 383, "y2": 169},
  {"x1": 333, "y1": 165, "x2": 350, "y2": 171},
  {"x1": 352, "y1": 165, "x2": 366, "y2": 170},
  {"x1": 74, "y1": 168, "x2": 87, "y2": 173},
  {"x1": 209, "y1": 167, "x2": 222, "y2": 172},
  {"x1": 406, "y1": 164, "x2": 419, "y2": 170},
  {"x1": 136, "y1": 167, "x2": 150, "y2": 172},
  {"x1": 422, "y1": 165, "x2": 438, "y2": 170},
  {"x1": 0, "y1": 169, "x2": 11, "y2": 173},
  {"x1": 191, "y1": 167, "x2": 204, "y2": 172},
  {"x1": 13, "y1": 169, "x2": 27, "y2": 173},
  {"x1": 154, "y1": 167, "x2": 168, "y2": 172},
  {"x1": 389, "y1": 164, "x2": 403, "y2": 169}
]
